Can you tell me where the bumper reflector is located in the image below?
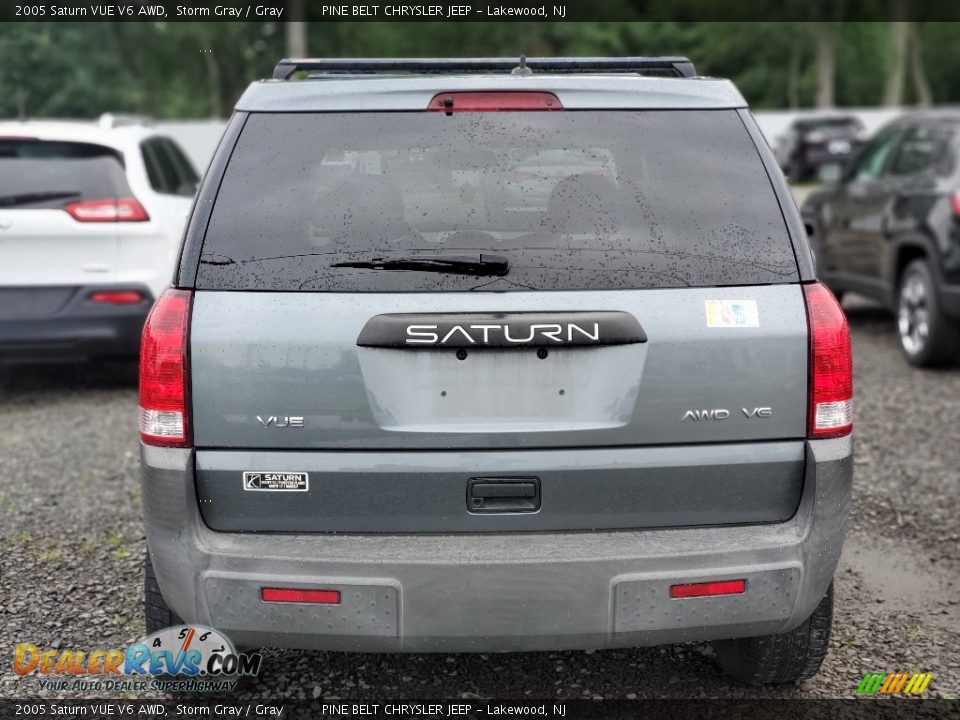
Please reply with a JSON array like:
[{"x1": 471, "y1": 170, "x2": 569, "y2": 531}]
[
  {"x1": 261, "y1": 588, "x2": 341, "y2": 604},
  {"x1": 670, "y1": 579, "x2": 746, "y2": 599}
]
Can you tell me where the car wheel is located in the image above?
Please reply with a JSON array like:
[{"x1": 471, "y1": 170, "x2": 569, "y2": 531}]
[
  {"x1": 145, "y1": 550, "x2": 182, "y2": 634},
  {"x1": 897, "y1": 259, "x2": 960, "y2": 368},
  {"x1": 713, "y1": 582, "x2": 833, "y2": 685},
  {"x1": 144, "y1": 551, "x2": 253, "y2": 693}
]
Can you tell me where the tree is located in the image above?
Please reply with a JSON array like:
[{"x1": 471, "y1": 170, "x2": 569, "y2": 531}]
[
  {"x1": 883, "y1": 0, "x2": 932, "y2": 107},
  {"x1": 814, "y1": 22, "x2": 836, "y2": 108},
  {"x1": 3, "y1": 21, "x2": 960, "y2": 120},
  {"x1": 286, "y1": 0, "x2": 307, "y2": 57}
]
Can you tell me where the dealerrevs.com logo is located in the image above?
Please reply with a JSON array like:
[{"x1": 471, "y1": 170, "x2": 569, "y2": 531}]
[
  {"x1": 14, "y1": 625, "x2": 261, "y2": 693},
  {"x1": 856, "y1": 671, "x2": 934, "y2": 696}
]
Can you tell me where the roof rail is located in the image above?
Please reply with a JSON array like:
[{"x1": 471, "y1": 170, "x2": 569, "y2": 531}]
[
  {"x1": 271, "y1": 57, "x2": 696, "y2": 81},
  {"x1": 98, "y1": 113, "x2": 151, "y2": 129}
]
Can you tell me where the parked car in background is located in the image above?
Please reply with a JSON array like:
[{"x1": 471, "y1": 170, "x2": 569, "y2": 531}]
[
  {"x1": 141, "y1": 57, "x2": 852, "y2": 687},
  {"x1": 774, "y1": 114, "x2": 866, "y2": 182},
  {"x1": 802, "y1": 110, "x2": 960, "y2": 367},
  {"x1": 0, "y1": 115, "x2": 198, "y2": 362}
]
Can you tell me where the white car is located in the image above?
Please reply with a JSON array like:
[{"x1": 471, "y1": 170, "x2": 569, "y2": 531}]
[{"x1": 0, "y1": 115, "x2": 198, "y2": 361}]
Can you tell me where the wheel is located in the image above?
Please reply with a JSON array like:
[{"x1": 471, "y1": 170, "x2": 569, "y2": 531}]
[
  {"x1": 897, "y1": 259, "x2": 960, "y2": 368},
  {"x1": 713, "y1": 582, "x2": 833, "y2": 685},
  {"x1": 145, "y1": 550, "x2": 182, "y2": 633},
  {"x1": 144, "y1": 551, "x2": 254, "y2": 693}
]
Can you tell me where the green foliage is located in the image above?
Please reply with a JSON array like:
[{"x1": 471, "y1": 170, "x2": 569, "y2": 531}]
[
  {"x1": 0, "y1": 21, "x2": 958, "y2": 119},
  {"x1": 920, "y1": 22, "x2": 960, "y2": 106}
]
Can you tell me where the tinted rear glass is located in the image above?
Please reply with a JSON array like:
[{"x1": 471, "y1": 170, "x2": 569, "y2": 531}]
[
  {"x1": 198, "y1": 111, "x2": 798, "y2": 292},
  {"x1": 0, "y1": 140, "x2": 130, "y2": 208}
]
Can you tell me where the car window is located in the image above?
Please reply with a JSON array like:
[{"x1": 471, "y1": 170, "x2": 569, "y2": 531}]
[
  {"x1": 141, "y1": 139, "x2": 167, "y2": 192},
  {"x1": 150, "y1": 139, "x2": 181, "y2": 194},
  {"x1": 197, "y1": 110, "x2": 799, "y2": 292},
  {"x1": 162, "y1": 138, "x2": 199, "y2": 196},
  {"x1": 0, "y1": 139, "x2": 131, "y2": 207},
  {"x1": 799, "y1": 118, "x2": 863, "y2": 142},
  {"x1": 889, "y1": 126, "x2": 944, "y2": 176},
  {"x1": 847, "y1": 125, "x2": 903, "y2": 182},
  {"x1": 141, "y1": 139, "x2": 173, "y2": 194},
  {"x1": 142, "y1": 137, "x2": 198, "y2": 196}
]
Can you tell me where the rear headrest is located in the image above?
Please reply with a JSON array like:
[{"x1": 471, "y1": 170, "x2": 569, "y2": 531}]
[
  {"x1": 545, "y1": 174, "x2": 620, "y2": 234},
  {"x1": 326, "y1": 174, "x2": 410, "y2": 241}
]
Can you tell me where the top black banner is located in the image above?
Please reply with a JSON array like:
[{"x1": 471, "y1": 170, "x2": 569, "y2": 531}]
[
  {"x1": 1, "y1": 699, "x2": 959, "y2": 719},
  {"x1": 5, "y1": 0, "x2": 960, "y2": 22}
]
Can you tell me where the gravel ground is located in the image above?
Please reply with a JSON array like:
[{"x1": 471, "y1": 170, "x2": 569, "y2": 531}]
[{"x1": 1, "y1": 302, "x2": 958, "y2": 701}]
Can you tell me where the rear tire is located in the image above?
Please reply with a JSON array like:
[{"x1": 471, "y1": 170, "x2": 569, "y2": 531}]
[
  {"x1": 144, "y1": 551, "x2": 253, "y2": 694},
  {"x1": 897, "y1": 259, "x2": 960, "y2": 368},
  {"x1": 714, "y1": 582, "x2": 833, "y2": 685},
  {"x1": 145, "y1": 551, "x2": 182, "y2": 633}
]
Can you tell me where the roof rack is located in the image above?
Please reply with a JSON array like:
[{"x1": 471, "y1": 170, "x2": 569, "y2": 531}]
[
  {"x1": 98, "y1": 113, "x2": 151, "y2": 129},
  {"x1": 271, "y1": 57, "x2": 696, "y2": 81}
]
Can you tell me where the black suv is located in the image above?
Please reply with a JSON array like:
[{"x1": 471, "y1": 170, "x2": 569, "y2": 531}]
[
  {"x1": 775, "y1": 114, "x2": 865, "y2": 182},
  {"x1": 802, "y1": 111, "x2": 960, "y2": 367}
]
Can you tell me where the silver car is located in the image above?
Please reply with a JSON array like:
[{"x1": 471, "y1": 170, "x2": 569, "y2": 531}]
[{"x1": 139, "y1": 57, "x2": 853, "y2": 685}]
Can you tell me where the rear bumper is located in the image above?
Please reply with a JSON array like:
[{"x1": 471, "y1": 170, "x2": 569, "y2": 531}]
[
  {"x1": 0, "y1": 285, "x2": 152, "y2": 362},
  {"x1": 141, "y1": 437, "x2": 852, "y2": 653}
]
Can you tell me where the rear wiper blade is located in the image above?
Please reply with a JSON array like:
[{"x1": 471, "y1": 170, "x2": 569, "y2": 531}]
[
  {"x1": 331, "y1": 253, "x2": 509, "y2": 276},
  {"x1": 0, "y1": 190, "x2": 82, "y2": 207},
  {"x1": 199, "y1": 254, "x2": 236, "y2": 266}
]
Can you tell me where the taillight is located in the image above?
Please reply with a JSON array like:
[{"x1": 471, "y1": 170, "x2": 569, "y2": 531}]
[
  {"x1": 427, "y1": 91, "x2": 563, "y2": 112},
  {"x1": 804, "y1": 282, "x2": 853, "y2": 439},
  {"x1": 951, "y1": 191, "x2": 960, "y2": 217},
  {"x1": 64, "y1": 198, "x2": 149, "y2": 222},
  {"x1": 139, "y1": 289, "x2": 191, "y2": 447}
]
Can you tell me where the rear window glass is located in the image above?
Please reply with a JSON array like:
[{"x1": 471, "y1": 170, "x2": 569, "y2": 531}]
[
  {"x1": 197, "y1": 111, "x2": 798, "y2": 292},
  {"x1": 0, "y1": 140, "x2": 131, "y2": 209}
]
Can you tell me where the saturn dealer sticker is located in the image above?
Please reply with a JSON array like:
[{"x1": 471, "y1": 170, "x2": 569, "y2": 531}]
[{"x1": 243, "y1": 472, "x2": 309, "y2": 492}]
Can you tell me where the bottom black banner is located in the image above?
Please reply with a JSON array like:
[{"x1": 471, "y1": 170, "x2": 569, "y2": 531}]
[{"x1": 2, "y1": 700, "x2": 958, "y2": 720}]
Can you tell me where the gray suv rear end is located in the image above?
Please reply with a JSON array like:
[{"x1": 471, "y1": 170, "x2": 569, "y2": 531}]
[{"x1": 139, "y1": 57, "x2": 853, "y2": 684}]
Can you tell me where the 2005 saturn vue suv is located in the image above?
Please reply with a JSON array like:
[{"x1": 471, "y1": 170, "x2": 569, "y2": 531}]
[{"x1": 139, "y1": 57, "x2": 853, "y2": 685}]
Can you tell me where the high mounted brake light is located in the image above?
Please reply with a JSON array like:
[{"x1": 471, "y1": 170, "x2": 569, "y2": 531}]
[
  {"x1": 139, "y1": 289, "x2": 191, "y2": 447},
  {"x1": 427, "y1": 92, "x2": 563, "y2": 112},
  {"x1": 804, "y1": 283, "x2": 853, "y2": 439},
  {"x1": 65, "y1": 198, "x2": 149, "y2": 222}
]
